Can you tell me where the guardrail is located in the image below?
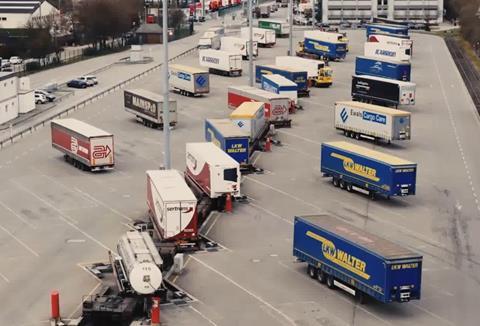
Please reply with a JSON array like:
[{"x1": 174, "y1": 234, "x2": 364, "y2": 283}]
[{"x1": 0, "y1": 46, "x2": 198, "y2": 150}]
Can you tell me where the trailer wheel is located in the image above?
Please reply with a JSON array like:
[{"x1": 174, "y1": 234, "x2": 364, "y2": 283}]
[
  {"x1": 339, "y1": 180, "x2": 345, "y2": 189},
  {"x1": 346, "y1": 183, "x2": 353, "y2": 192},
  {"x1": 326, "y1": 275, "x2": 335, "y2": 289},
  {"x1": 307, "y1": 265, "x2": 318, "y2": 279},
  {"x1": 317, "y1": 270, "x2": 326, "y2": 283},
  {"x1": 357, "y1": 291, "x2": 366, "y2": 304},
  {"x1": 332, "y1": 178, "x2": 339, "y2": 187},
  {"x1": 355, "y1": 133, "x2": 360, "y2": 140}
]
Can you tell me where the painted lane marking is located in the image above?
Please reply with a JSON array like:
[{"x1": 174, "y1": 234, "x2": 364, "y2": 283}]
[
  {"x1": 0, "y1": 271, "x2": 10, "y2": 283},
  {"x1": 0, "y1": 223, "x2": 40, "y2": 257},
  {"x1": 189, "y1": 255, "x2": 297, "y2": 326},
  {"x1": 189, "y1": 306, "x2": 219, "y2": 326},
  {"x1": 73, "y1": 187, "x2": 133, "y2": 222},
  {"x1": 0, "y1": 199, "x2": 37, "y2": 229},
  {"x1": 276, "y1": 130, "x2": 322, "y2": 145}
]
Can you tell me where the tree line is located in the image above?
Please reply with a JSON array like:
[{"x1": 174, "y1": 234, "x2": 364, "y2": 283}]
[{"x1": 445, "y1": 0, "x2": 480, "y2": 44}]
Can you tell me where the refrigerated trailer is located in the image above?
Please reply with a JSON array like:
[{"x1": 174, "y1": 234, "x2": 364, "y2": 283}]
[
  {"x1": 51, "y1": 118, "x2": 114, "y2": 171},
  {"x1": 366, "y1": 24, "x2": 409, "y2": 38},
  {"x1": 258, "y1": 19, "x2": 289, "y2": 37},
  {"x1": 146, "y1": 169, "x2": 198, "y2": 241},
  {"x1": 240, "y1": 27, "x2": 276, "y2": 47},
  {"x1": 124, "y1": 89, "x2": 177, "y2": 129},
  {"x1": 351, "y1": 74, "x2": 416, "y2": 107},
  {"x1": 334, "y1": 101, "x2": 411, "y2": 143},
  {"x1": 169, "y1": 64, "x2": 209, "y2": 96},
  {"x1": 293, "y1": 214, "x2": 422, "y2": 303},
  {"x1": 205, "y1": 118, "x2": 250, "y2": 164},
  {"x1": 368, "y1": 34, "x2": 413, "y2": 56},
  {"x1": 364, "y1": 42, "x2": 411, "y2": 62},
  {"x1": 355, "y1": 56, "x2": 411, "y2": 82},
  {"x1": 261, "y1": 74, "x2": 298, "y2": 105},
  {"x1": 199, "y1": 49, "x2": 242, "y2": 77},
  {"x1": 220, "y1": 36, "x2": 258, "y2": 59},
  {"x1": 255, "y1": 64, "x2": 309, "y2": 97},
  {"x1": 321, "y1": 141, "x2": 417, "y2": 198}
]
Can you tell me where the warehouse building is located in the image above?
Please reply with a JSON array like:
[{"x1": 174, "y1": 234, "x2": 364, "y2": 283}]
[
  {"x1": 0, "y1": 72, "x2": 35, "y2": 125},
  {"x1": 0, "y1": 0, "x2": 59, "y2": 29},
  {"x1": 320, "y1": 0, "x2": 444, "y2": 24}
]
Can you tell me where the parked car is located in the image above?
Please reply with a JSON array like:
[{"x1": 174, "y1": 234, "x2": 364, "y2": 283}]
[
  {"x1": 83, "y1": 75, "x2": 98, "y2": 85},
  {"x1": 77, "y1": 76, "x2": 96, "y2": 86},
  {"x1": 35, "y1": 89, "x2": 56, "y2": 102},
  {"x1": 1, "y1": 59, "x2": 11, "y2": 71},
  {"x1": 35, "y1": 93, "x2": 48, "y2": 104},
  {"x1": 67, "y1": 79, "x2": 88, "y2": 88},
  {"x1": 9, "y1": 56, "x2": 23, "y2": 64}
]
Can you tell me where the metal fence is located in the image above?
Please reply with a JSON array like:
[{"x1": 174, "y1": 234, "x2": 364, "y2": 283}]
[{"x1": 0, "y1": 46, "x2": 198, "y2": 149}]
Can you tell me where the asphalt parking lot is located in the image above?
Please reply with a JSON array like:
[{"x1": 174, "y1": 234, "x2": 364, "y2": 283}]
[{"x1": 0, "y1": 8, "x2": 480, "y2": 326}]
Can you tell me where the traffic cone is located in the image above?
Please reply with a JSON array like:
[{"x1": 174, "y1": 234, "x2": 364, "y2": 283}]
[
  {"x1": 264, "y1": 137, "x2": 271, "y2": 152},
  {"x1": 225, "y1": 194, "x2": 233, "y2": 213}
]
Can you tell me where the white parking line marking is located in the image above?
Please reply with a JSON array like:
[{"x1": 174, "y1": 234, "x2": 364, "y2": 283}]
[
  {"x1": 249, "y1": 201, "x2": 294, "y2": 225},
  {"x1": 412, "y1": 303, "x2": 455, "y2": 326},
  {"x1": 276, "y1": 130, "x2": 322, "y2": 145},
  {"x1": 0, "y1": 199, "x2": 37, "y2": 229},
  {"x1": 0, "y1": 224, "x2": 40, "y2": 257},
  {"x1": 189, "y1": 255, "x2": 297, "y2": 326},
  {"x1": 189, "y1": 306, "x2": 219, "y2": 326},
  {"x1": 74, "y1": 187, "x2": 133, "y2": 222},
  {"x1": 0, "y1": 271, "x2": 10, "y2": 283}
]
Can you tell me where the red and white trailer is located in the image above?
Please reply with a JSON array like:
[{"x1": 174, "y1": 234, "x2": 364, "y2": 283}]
[
  {"x1": 146, "y1": 170, "x2": 198, "y2": 241},
  {"x1": 185, "y1": 142, "x2": 241, "y2": 204},
  {"x1": 227, "y1": 85, "x2": 292, "y2": 127},
  {"x1": 51, "y1": 119, "x2": 114, "y2": 171}
]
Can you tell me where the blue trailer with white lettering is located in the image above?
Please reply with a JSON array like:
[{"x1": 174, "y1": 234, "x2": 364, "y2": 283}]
[
  {"x1": 320, "y1": 141, "x2": 417, "y2": 198},
  {"x1": 355, "y1": 56, "x2": 411, "y2": 81},
  {"x1": 366, "y1": 24, "x2": 409, "y2": 38},
  {"x1": 293, "y1": 214, "x2": 423, "y2": 303},
  {"x1": 255, "y1": 64, "x2": 309, "y2": 97},
  {"x1": 205, "y1": 118, "x2": 250, "y2": 164}
]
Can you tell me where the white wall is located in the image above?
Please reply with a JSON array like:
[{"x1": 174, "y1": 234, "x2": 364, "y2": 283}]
[
  {"x1": 0, "y1": 1, "x2": 59, "y2": 29},
  {"x1": 0, "y1": 76, "x2": 18, "y2": 102},
  {"x1": 18, "y1": 90, "x2": 35, "y2": 114},
  {"x1": 0, "y1": 97, "x2": 19, "y2": 125}
]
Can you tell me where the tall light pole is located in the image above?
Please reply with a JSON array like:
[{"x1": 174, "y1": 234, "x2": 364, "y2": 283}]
[
  {"x1": 288, "y1": 0, "x2": 293, "y2": 55},
  {"x1": 248, "y1": 0, "x2": 253, "y2": 86},
  {"x1": 162, "y1": 0, "x2": 171, "y2": 169},
  {"x1": 312, "y1": 0, "x2": 316, "y2": 28}
]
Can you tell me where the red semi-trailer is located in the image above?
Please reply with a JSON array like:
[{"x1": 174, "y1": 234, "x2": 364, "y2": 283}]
[
  {"x1": 227, "y1": 85, "x2": 292, "y2": 127},
  {"x1": 51, "y1": 118, "x2": 114, "y2": 171}
]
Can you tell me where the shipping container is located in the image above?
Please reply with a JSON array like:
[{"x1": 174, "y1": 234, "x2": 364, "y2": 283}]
[
  {"x1": 51, "y1": 118, "x2": 114, "y2": 171},
  {"x1": 227, "y1": 85, "x2": 292, "y2": 126},
  {"x1": 199, "y1": 49, "x2": 242, "y2": 77},
  {"x1": 334, "y1": 101, "x2": 411, "y2": 142},
  {"x1": 321, "y1": 141, "x2": 417, "y2": 198},
  {"x1": 351, "y1": 74, "x2": 416, "y2": 107},
  {"x1": 169, "y1": 64, "x2": 209, "y2": 96},
  {"x1": 255, "y1": 64, "x2": 309, "y2": 97},
  {"x1": 124, "y1": 89, "x2": 177, "y2": 128},
  {"x1": 240, "y1": 27, "x2": 276, "y2": 47},
  {"x1": 220, "y1": 36, "x2": 258, "y2": 59},
  {"x1": 261, "y1": 74, "x2": 298, "y2": 105},
  {"x1": 229, "y1": 102, "x2": 267, "y2": 140},
  {"x1": 205, "y1": 118, "x2": 250, "y2": 164},
  {"x1": 364, "y1": 42, "x2": 411, "y2": 62},
  {"x1": 355, "y1": 56, "x2": 411, "y2": 81},
  {"x1": 275, "y1": 55, "x2": 333, "y2": 87},
  {"x1": 293, "y1": 214, "x2": 422, "y2": 303},
  {"x1": 366, "y1": 24, "x2": 409, "y2": 38},
  {"x1": 185, "y1": 142, "x2": 241, "y2": 199},
  {"x1": 258, "y1": 19, "x2": 289, "y2": 37},
  {"x1": 146, "y1": 170, "x2": 198, "y2": 241}
]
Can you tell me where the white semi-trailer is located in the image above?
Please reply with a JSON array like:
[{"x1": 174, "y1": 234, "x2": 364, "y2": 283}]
[
  {"x1": 199, "y1": 49, "x2": 242, "y2": 77},
  {"x1": 169, "y1": 64, "x2": 210, "y2": 96},
  {"x1": 220, "y1": 36, "x2": 258, "y2": 59},
  {"x1": 240, "y1": 27, "x2": 276, "y2": 47}
]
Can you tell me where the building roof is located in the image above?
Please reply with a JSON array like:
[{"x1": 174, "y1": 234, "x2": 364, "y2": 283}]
[
  {"x1": 0, "y1": 0, "x2": 56, "y2": 14},
  {"x1": 136, "y1": 23, "x2": 162, "y2": 34}
]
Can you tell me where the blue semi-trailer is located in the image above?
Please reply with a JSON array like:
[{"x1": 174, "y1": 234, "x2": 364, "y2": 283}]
[
  {"x1": 205, "y1": 119, "x2": 250, "y2": 164},
  {"x1": 293, "y1": 214, "x2": 423, "y2": 303},
  {"x1": 255, "y1": 64, "x2": 310, "y2": 97},
  {"x1": 320, "y1": 141, "x2": 417, "y2": 198},
  {"x1": 366, "y1": 24, "x2": 409, "y2": 38},
  {"x1": 355, "y1": 56, "x2": 411, "y2": 81},
  {"x1": 299, "y1": 35, "x2": 347, "y2": 61}
]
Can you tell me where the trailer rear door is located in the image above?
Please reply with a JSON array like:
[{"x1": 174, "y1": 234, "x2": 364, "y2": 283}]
[
  {"x1": 90, "y1": 136, "x2": 114, "y2": 167},
  {"x1": 166, "y1": 202, "x2": 181, "y2": 238}
]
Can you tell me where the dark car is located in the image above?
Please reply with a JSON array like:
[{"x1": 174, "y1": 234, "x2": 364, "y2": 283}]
[{"x1": 67, "y1": 79, "x2": 88, "y2": 88}]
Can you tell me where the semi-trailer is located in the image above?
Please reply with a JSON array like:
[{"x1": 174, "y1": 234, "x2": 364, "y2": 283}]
[
  {"x1": 366, "y1": 24, "x2": 409, "y2": 38},
  {"x1": 51, "y1": 118, "x2": 114, "y2": 171},
  {"x1": 169, "y1": 64, "x2": 209, "y2": 96},
  {"x1": 205, "y1": 118, "x2": 250, "y2": 164},
  {"x1": 146, "y1": 169, "x2": 198, "y2": 241},
  {"x1": 229, "y1": 102, "x2": 267, "y2": 141},
  {"x1": 293, "y1": 214, "x2": 422, "y2": 303},
  {"x1": 199, "y1": 49, "x2": 242, "y2": 77},
  {"x1": 220, "y1": 36, "x2": 258, "y2": 59},
  {"x1": 240, "y1": 27, "x2": 276, "y2": 47},
  {"x1": 275, "y1": 56, "x2": 333, "y2": 87},
  {"x1": 334, "y1": 101, "x2": 411, "y2": 143},
  {"x1": 124, "y1": 89, "x2": 177, "y2": 128},
  {"x1": 227, "y1": 85, "x2": 292, "y2": 126},
  {"x1": 297, "y1": 30, "x2": 347, "y2": 61},
  {"x1": 198, "y1": 31, "x2": 221, "y2": 49},
  {"x1": 364, "y1": 42, "x2": 411, "y2": 62},
  {"x1": 321, "y1": 141, "x2": 417, "y2": 198},
  {"x1": 185, "y1": 142, "x2": 241, "y2": 210},
  {"x1": 261, "y1": 74, "x2": 298, "y2": 106},
  {"x1": 258, "y1": 19, "x2": 289, "y2": 37},
  {"x1": 255, "y1": 64, "x2": 310, "y2": 97},
  {"x1": 352, "y1": 74, "x2": 416, "y2": 107},
  {"x1": 355, "y1": 56, "x2": 411, "y2": 81},
  {"x1": 368, "y1": 34, "x2": 413, "y2": 55}
]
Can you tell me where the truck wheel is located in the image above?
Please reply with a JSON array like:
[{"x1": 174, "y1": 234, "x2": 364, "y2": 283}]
[
  {"x1": 307, "y1": 265, "x2": 318, "y2": 279},
  {"x1": 326, "y1": 275, "x2": 335, "y2": 289},
  {"x1": 346, "y1": 183, "x2": 353, "y2": 192},
  {"x1": 317, "y1": 270, "x2": 326, "y2": 283},
  {"x1": 339, "y1": 180, "x2": 345, "y2": 189},
  {"x1": 357, "y1": 291, "x2": 366, "y2": 304},
  {"x1": 350, "y1": 132, "x2": 355, "y2": 138},
  {"x1": 355, "y1": 133, "x2": 360, "y2": 140},
  {"x1": 332, "y1": 178, "x2": 339, "y2": 187}
]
